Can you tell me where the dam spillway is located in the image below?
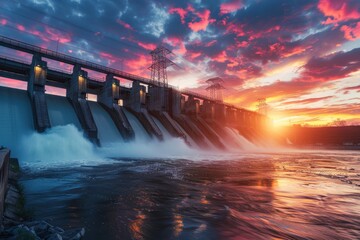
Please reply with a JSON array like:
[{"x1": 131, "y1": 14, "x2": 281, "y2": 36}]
[{"x1": 0, "y1": 35, "x2": 269, "y2": 159}]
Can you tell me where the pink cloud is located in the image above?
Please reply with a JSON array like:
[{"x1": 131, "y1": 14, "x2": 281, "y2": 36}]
[
  {"x1": 204, "y1": 40, "x2": 217, "y2": 47},
  {"x1": 99, "y1": 51, "x2": 119, "y2": 65},
  {"x1": 43, "y1": 26, "x2": 71, "y2": 43},
  {"x1": 187, "y1": 51, "x2": 202, "y2": 60},
  {"x1": 137, "y1": 42, "x2": 157, "y2": 51},
  {"x1": 169, "y1": 7, "x2": 188, "y2": 24},
  {"x1": 340, "y1": 22, "x2": 360, "y2": 40},
  {"x1": 220, "y1": 0, "x2": 243, "y2": 15},
  {"x1": 163, "y1": 37, "x2": 186, "y2": 55},
  {"x1": 124, "y1": 54, "x2": 152, "y2": 76},
  {"x1": 213, "y1": 50, "x2": 228, "y2": 63},
  {"x1": 116, "y1": 19, "x2": 134, "y2": 30},
  {"x1": 16, "y1": 24, "x2": 25, "y2": 31},
  {"x1": 0, "y1": 19, "x2": 7, "y2": 26},
  {"x1": 0, "y1": 77, "x2": 27, "y2": 90},
  {"x1": 226, "y1": 22, "x2": 245, "y2": 37},
  {"x1": 318, "y1": 0, "x2": 360, "y2": 25},
  {"x1": 188, "y1": 9, "x2": 215, "y2": 32}
]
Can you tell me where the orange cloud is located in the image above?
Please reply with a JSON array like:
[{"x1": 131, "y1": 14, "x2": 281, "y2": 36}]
[{"x1": 282, "y1": 96, "x2": 333, "y2": 105}]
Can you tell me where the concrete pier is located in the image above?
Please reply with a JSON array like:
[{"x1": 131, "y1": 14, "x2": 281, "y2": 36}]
[
  {"x1": 184, "y1": 96, "x2": 200, "y2": 116},
  {"x1": 98, "y1": 74, "x2": 135, "y2": 140},
  {"x1": 200, "y1": 100, "x2": 215, "y2": 120},
  {"x1": 27, "y1": 55, "x2": 51, "y2": 132},
  {"x1": 0, "y1": 35, "x2": 270, "y2": 148},
  {"x1": 67, "y1": 66, "x2": 99, "y2": 144},
  {"x1": 0, "y1": 148, "x2": 10, "y2": 226},
  {"x1": 124, "y1": 81, "x2": 163, "y2": 140}
]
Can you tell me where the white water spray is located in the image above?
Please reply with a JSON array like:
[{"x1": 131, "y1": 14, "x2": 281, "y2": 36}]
[{"x1": 19, "y1": 124, "x2": 107, "y2": 169}]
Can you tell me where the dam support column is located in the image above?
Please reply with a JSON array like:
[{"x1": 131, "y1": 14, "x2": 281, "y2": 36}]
[
  {"x1": 0, "y1": 149, "x2": 10, "y2": 227},
  {"x1": 226, "y1": 107, "x2": 237, "y2": 126},
  {"x1": 98, "y1": 74, "x2": 134, "y2": 140},
  {"x1": 173, "y1": 96, "x2": 211, "y2": 149},
  {"x1": 125, "y1": 81, "x2": 163, "y2": 140},
  {"x1": 184, "y1": 96, "x2": 200, "y2": 116},
  {"x1": 214, "y1": 103, "x2": 226, "y2": 124},
  {"x1": 148, "y1": 85, "x2": 165, "y2": 112},
  {"x1": 125, "y1": 81, "x2": 146, "y2": 113},
  {"x1": 27, "y1": 54, "x2": 51, "y2": 132},
  {"x1": 200, "y1": 100, "x2": 215, "y2": 120},
  {"x1": 67, "y1": 65, "x2": 99, "y2": 144},
  {"x1": 149, "y1": 87, "x2": 185, "y2": 139},
  {"x1": 169, "y1": 89, "x2": 182, "y2": 117}
]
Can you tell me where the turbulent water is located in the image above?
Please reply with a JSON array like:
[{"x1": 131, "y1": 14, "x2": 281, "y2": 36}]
[
  {"x1": 1, "y1": 88, "x2": 359, "y2": 239},
  {"x1": 21, "y1": 151, "x2": 360, "y2": 240}
]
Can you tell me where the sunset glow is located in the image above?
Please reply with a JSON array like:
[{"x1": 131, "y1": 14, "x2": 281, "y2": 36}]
[{"x1": 0, "y1": 0, "x2": 359, "y2": 126}]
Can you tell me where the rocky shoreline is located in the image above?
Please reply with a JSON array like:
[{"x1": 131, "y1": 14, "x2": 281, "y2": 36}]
[{"x1": 0, "y1": 158, "x2": 85, "y2": 240}]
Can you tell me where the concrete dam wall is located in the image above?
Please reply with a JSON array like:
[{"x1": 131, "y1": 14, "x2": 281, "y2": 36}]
[
  {"x1": 0, "y1": 85, "x2": 266, "y2": 159},
  {"x1": 0, "y1": 36, "x2": 270, "y2": 159}
]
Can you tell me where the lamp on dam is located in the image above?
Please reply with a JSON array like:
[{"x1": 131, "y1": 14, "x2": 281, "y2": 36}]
[
  {"x1": 140, "y1": 89, "x2": 146, "y2": 104},
  {"x1": 112, "y1": 82, "x2": 120, "y2": 100},
  {"x1": 78, "y1": 72, "x2": 87, "y2": 94},
  {"x1": 34, "y1": 64, "x2": 46, "y2": 86}
]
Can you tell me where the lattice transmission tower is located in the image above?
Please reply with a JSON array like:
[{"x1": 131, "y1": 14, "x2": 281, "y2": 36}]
[
  {"x1": 206, "y1": 77, "x2": 225, "y2": 101},
  {"x1": 257, "y1": 98, "x2": 268, "y2": 115},
  {"x1": 148, "y1": 46, "x2": 176, "y2": 87}
]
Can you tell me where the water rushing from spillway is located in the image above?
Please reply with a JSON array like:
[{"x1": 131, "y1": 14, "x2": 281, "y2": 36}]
[{"x1": 2, "y1": 87, "x2": 360, "y2": 239}]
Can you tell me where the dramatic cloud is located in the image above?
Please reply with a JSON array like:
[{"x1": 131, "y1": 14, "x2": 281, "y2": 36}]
[
  {"x1": 0, "y1": 0, "x2": 359, "y2": 125},
  {"x1": 282, "y1": 96, "x2": 333, "y2": 106},
  {"x1": 318, "y1": 0, "x2": 360, "y2": 25},
  {"x1": 300, "y1": 47, "x2": 360, "y2": 81},
  {"x1": 220, "y1": 0, "x2": 243, "y2": 15}
]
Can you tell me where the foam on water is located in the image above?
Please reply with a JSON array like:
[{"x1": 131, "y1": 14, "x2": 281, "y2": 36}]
[
  {"x1": 19, "y1": 124, "x2": 109, "y2": 170},
  {"x1": 17, "y1": 123, "x2": 211, "y2": 170},
  {"x1": 225, "y1": 127, "x2": 259, "y2": 151},
  {"x1": 98, "y1": 137, "x2": 202, "y2": 160}
]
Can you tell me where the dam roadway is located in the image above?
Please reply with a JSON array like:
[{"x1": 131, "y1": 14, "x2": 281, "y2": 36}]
[{"x1": 0, "y1": 35, "x2": 269, "y2": 149}]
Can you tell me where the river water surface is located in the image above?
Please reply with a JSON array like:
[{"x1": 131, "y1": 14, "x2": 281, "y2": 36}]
[{"x1": 21, "y1": 151, "x2": 360, "y2": 240}]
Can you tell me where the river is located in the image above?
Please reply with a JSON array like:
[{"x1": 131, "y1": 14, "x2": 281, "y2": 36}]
[{"x1": 20, "y1": 150, "x2": 360, "y2": 240}]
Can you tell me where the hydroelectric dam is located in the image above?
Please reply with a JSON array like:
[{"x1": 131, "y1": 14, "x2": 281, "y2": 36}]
[{"x1": 0, "y1": 35, "x2": 269, "y2": 158}]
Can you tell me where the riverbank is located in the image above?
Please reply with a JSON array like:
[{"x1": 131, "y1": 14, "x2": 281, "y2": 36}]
[{"x1": 0, "y1": 154, "x2": 85, "y2": 240}]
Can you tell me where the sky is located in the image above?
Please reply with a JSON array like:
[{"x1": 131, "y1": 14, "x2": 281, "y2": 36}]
[{"x1": 0, "y1": 0, "x2": 359, "y2": 126}]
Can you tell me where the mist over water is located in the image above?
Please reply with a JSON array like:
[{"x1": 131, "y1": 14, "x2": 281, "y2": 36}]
[
  {"x1": 18, "y1": 124, "x2": 210, "y2": 170},
  {"x1": 2, "y1": 88, "x2": 359, "y2": 239},
  {"x1": 17, "y1": 123, "x2": 265, "y2": 171},
  {"x1": 19, "y1": 124, "x2": 104, "y2": 170}
]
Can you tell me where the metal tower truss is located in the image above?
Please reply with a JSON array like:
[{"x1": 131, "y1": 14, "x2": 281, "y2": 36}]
[
  {"x1": 257, "y1": 98, "x2": 268, "y2": 116},
  {"x1": 206, "y1": 77, "x2": 225, "y2": 101},
  {"x1": 148, "y1": 46, "x2": 176, "y2": 87}
]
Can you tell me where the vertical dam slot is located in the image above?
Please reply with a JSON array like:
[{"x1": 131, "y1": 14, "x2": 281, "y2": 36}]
[
  {"x1": 46, "y1": 94, "x2": 81, "y2": 129},
  {"x1": 0, "y1": 87, "x2": 34, "y2": 157},
  {"x1": 88, "y1": 101, "x2": 123, "y2": 145},
  {"x1": 123, "y1": 108, "x2": 151, "y2": 141}
]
